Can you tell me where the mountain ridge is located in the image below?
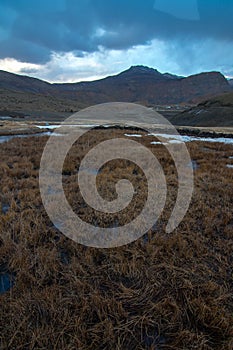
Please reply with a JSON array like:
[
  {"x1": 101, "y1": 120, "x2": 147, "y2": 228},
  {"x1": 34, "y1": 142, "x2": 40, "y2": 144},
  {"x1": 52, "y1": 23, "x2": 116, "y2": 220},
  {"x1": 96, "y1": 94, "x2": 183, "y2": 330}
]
[{"x1": 0, "y1": 66, "x2": 231, "y2": 119}]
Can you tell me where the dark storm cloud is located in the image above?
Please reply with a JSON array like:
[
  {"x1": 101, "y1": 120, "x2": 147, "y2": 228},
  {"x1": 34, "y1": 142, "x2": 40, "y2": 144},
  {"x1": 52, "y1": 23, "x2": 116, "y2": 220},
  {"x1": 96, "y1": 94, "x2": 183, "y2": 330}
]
[{"x1": 0, "y1": 0, "x2": 233, "y2": 63}]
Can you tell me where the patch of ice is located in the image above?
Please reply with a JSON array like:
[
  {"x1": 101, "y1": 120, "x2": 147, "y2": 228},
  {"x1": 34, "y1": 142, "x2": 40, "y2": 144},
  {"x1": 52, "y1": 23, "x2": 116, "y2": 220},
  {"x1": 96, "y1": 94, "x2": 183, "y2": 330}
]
[
  {"x1": 124, "y1": 134, "x2": 142, "y2": 138},
  {"x1": 168, "y1": 140, "x2": 183, "y2": 144},
  {"x1": 0, "y1": 116, "x2": 12, "y2": 120},
  {"x1": 76, "y1": 124, "x2": 99, "y2": 128},
  {"x1": 194, "y1": 137, "x2": 233, "y2": 144},
  {"x1": 36, "y1": 125, "x2": 61, "y2": 129},
  {"x1": 150, "y1": 141, "x2": 164, "y2": 145},
  {"x1": 147, "y1": 133, "x2": 233, "y2": 144},
  {"x1": 0, "y1": 131, "x2": 52, "y2": 144},
  {"x1": 148, "y1": 133, "x2": 182, "y2": 139}
]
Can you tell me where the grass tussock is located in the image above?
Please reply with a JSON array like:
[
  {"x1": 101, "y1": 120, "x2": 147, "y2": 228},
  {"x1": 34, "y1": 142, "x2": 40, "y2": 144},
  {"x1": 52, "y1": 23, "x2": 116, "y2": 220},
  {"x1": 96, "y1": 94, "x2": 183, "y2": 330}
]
[{"x1": 0, "y1": 129, "x2": 232, "y2": 349}]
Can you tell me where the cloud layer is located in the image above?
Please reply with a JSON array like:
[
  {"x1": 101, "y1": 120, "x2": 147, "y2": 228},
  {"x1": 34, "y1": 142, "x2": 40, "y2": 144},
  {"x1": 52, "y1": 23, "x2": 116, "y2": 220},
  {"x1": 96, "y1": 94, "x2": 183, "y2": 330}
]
[{"x1": 0, "y1": 0, "x2": 233, "y2": 81}]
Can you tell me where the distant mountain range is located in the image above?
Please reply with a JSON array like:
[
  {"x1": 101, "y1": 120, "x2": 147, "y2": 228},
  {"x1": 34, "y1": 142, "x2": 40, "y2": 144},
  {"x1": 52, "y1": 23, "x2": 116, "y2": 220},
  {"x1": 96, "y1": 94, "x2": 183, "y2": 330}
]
[
  {"x1": 53, "y1": 65, "x2": 231, "y2": 105},
  {"x1": 0, "y1": 65, "x2": 232, "y2": 120}
]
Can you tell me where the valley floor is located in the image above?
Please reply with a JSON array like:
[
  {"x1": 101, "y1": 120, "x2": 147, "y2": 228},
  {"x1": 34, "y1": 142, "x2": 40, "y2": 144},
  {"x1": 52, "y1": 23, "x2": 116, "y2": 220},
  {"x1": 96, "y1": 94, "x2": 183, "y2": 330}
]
[
  {"x1": 0, "y1": 129, "x2": 232, "y2": 349},
  {"x1": 1, "y1": 119, "x2": 233, "y2": 137}
]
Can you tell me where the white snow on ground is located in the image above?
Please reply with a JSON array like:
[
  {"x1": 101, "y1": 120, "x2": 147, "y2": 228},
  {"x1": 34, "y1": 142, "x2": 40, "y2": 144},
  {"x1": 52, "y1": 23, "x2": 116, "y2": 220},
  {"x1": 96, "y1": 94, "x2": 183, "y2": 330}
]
[
  {"x1": 150, "y1": 141, "x2": 164, "y2": 145},
  {"x1": 1, "y1": 128, "x2": 233, "y2": 145},
  {"x1": 36, "y1": 125, "x2": 61, "y2": 129},
  {"x1": 148, "y1": 133, "x2": 233, "y2": 144},
  {"x1": 36, "y1": 124, "x2": 99, "y2": 129},
  {"x1": 124, "y1": 134, "x2": 142, "y2": 137}
]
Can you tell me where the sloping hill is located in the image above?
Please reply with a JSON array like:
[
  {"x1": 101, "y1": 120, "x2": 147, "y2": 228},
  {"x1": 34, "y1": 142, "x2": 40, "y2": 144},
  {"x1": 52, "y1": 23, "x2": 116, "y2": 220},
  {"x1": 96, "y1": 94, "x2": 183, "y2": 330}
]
[
  {"x1": 52, "y1": 66, "x2": 231, "y2": 104},
  {"x1": 169, "y1": 92, "x2": 233, "y2": 127},
  {"x1": 0, "y1": 66, "x2": 231, "y2": 119},
  {"x1": 0, "y1": 70, "x2": 52, "y2": 94}
]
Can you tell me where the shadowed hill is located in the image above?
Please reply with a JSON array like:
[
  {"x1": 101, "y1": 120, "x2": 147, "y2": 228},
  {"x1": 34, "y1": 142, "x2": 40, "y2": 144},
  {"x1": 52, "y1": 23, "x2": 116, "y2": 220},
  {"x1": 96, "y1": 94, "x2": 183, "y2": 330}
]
[
  {"x1": 0, "y1": 66, "x2": 231, "y2": 119},
  {"x1": 0, "y1": 70, "x2": 52, "y2": 94},
  {"x1": 169, "y1": 92, "x2": 233, "y2": 127}
]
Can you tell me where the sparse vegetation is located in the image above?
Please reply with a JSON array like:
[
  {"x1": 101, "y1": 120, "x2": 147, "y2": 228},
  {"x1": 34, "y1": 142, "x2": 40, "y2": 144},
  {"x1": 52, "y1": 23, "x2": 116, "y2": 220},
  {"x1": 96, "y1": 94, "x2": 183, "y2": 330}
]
[{"x1": 0, "y1": 129, "x2": 232, "y2": 349}]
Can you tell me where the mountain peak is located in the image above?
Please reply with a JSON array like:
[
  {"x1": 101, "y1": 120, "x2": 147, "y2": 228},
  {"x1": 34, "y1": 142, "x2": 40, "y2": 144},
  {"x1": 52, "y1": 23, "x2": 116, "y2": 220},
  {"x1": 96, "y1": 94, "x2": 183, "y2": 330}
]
[
  {"x1": 0, "y1": 67, "x2": 230, "y2": 113},
  {"x1": 119, "y1": 65, "x2": 185, "y2": 81},
  {"x1": 117, "y1": 65, "x2": 170, "y2": 82},
  {"x1": 127, "y1": 65, "x2": 161, "y2": 75}
]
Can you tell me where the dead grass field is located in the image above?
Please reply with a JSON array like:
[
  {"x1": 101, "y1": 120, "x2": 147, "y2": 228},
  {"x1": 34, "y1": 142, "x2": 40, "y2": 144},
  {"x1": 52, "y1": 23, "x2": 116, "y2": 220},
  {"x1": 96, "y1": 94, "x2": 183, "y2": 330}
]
[{"x1": 0, "y1": 128, "x2": 232, "y2": 349}]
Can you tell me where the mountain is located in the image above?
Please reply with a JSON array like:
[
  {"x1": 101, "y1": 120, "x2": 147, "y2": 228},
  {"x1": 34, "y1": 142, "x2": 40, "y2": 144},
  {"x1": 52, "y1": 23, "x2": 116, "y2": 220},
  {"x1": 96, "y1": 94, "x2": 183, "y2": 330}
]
[
  {"x1": 0, "y1": 66, "x2": 231, "y2": 119},
  {"x1": 169, "y1": 91, "x2": 233, "y2": 127},
  {"x1": 0, "y1": 70, "x2": 52, "y2": 94},
  {"x1": 228, "y1": 79, "x2": 233, "y2": 86},
  {"x1": 52, "y1": 66, "x2": 230, "y2": 105}
]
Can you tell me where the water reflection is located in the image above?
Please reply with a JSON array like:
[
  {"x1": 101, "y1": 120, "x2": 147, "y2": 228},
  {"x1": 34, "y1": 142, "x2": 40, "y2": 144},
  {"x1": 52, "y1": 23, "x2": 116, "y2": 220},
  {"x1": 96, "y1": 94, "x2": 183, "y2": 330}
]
[{"x1": 0, "y1": 273, "x2": 15, "y2": 294}]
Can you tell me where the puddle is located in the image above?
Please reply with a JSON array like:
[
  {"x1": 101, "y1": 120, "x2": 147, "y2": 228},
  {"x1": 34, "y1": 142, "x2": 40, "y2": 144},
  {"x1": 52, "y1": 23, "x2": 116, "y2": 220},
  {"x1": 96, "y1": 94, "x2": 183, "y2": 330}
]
[
  {"x1": 0, "y1": 131, "x2": 52, "y2": 144},
  {"x1": 143, "y1": 232, "x2": 150, "y2": 244},
  {"x1": 1, "y1": 128, "x2": 233, "y2": 146},
  {"x1": 143, "y1": 329, "x2": 167, "y2": 348},
  {"x1": 36, "y1": 124, "x2": 98, "y2": 130},
  {"x1": 36, "y1": 124, "x2": 61, "y2": 130},
  {"x1": 0, "y1": 116, "x2": 13, "y2": 120},
  {"x1": 1, "y1": 203, "x2": 10, "y2": 214},
  {"x1": 188, "y1": 160, "x2": 199, "y2": 170},
  {"x1": 59, "y1": 250, "x2": 70, "y2": 265},
  {"x1": 0, "y1": 273, "x2": 15, "y2": 294},
  {"x1": 192, "y1": 137, "x2": 233, "y2": 144},
  {"x1": 227, "y1": 157, "x2": 233, "y2": 168}
]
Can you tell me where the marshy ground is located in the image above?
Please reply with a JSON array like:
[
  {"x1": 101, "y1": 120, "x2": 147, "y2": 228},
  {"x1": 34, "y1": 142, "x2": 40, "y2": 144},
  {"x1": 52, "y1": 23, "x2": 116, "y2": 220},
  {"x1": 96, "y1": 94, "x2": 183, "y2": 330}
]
[{"x1": 0, "y1": 128, "x2": 232, "y2": 349}]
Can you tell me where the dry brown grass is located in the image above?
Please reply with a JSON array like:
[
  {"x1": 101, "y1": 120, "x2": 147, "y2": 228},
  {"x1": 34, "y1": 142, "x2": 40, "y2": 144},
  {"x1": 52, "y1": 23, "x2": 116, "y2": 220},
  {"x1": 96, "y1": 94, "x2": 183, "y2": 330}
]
[{"x1": 0, "y1": 129, "x2": 232, "y2": 349}]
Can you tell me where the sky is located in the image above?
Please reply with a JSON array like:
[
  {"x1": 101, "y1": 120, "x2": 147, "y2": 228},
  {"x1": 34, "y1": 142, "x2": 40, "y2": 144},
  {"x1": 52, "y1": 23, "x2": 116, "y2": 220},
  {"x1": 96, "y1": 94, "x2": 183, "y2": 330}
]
[{"x1": 0, "y1": 0, "x2": 233, "y2": 82}]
